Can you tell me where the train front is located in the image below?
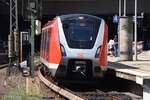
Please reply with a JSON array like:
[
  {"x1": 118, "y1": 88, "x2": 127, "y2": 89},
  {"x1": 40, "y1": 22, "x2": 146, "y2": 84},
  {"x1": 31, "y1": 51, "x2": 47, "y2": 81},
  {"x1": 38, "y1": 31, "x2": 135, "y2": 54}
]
[{"x1": 55, "y1": 14, "x2": 108, "y2": 79}]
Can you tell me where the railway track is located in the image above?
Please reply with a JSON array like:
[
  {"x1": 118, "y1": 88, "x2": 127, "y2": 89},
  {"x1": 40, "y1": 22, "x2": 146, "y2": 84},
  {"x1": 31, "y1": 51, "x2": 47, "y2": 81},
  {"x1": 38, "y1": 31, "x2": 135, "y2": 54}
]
[
  {"x1": 37, "y1": 66, "x2": 133, "y2": 100},
  {"x1": 0, "y1": 62, "x2": 140, "y2": 100},
  {"x1": 0, "y1": 64, "x2": 8, "y2": 69},
  {"x1": 75, "y1": 90, "x2": 133, "y2": 100},
  {"x1": 38, "y1": 67, "x2": 84, "y2": 100}
]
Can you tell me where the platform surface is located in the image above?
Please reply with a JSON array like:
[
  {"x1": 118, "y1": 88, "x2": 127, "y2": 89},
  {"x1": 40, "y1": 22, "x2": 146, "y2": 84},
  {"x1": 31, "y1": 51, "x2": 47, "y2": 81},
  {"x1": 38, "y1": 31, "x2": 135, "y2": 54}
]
[{"x1": 108, "y1": 50, "x2": 150, "y2": 85}]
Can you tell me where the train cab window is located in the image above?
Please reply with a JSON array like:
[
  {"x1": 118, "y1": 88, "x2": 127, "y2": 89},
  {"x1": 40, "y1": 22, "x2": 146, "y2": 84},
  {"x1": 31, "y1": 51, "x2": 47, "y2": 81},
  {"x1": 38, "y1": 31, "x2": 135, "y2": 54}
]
[
  {"x1": 62, "y1": 15, "x2": 101, "y2": 49},
  {"x1": 69, "y1": 22, "x2": 93, "y2": 42}
]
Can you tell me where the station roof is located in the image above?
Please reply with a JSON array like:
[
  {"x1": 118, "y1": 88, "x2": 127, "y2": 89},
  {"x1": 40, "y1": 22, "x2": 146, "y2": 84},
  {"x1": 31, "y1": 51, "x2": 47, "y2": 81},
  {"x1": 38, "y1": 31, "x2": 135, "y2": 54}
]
[{"x1": 0, "y1": 0, "x2": 150, "y2": 15}]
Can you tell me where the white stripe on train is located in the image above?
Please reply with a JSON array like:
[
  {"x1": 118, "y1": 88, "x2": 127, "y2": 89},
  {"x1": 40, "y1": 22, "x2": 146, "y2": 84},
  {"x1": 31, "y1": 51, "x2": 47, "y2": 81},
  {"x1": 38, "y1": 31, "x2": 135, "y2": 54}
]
[{"x1": 40, "y1": 57, "x2": 59, "y2": 69}]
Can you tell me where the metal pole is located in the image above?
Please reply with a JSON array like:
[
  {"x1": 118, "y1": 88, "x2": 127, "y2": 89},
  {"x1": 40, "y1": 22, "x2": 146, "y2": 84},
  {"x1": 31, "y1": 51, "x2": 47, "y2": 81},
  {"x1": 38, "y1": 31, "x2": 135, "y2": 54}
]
[
  {"x1": 8, "y1": 0, "x2": 19, "y2": 76},
  {"x1": 10, "y1": 0, "x2": 12, "y2": 35},
  {"x1": 15, "y1": 0, "x2": 18, "y2": 31},
  {"x1": 123, "y1": 0, "x2": 126, "y2": 16},
  {"x1": 30, "y1": 12, "x2": 35, "y2": 78},
  {"x1": 8, "y1": 0, "x2": 14, "y2": 76},
  {"x1": 14, "y1": 0, "x2": 20, "y2": 68},
  {"x1": 134, "y1": 0, "x2": 137, "y2": 60},
  {"x1": 119, "y1": 0, "x2": 122, "y2": 16},
  {"x1": 20, "y1": 32, "x2": 23, "y2": 62},
  {"x1": 118, "y1": 0, "x2": 122, "y2": 58}
]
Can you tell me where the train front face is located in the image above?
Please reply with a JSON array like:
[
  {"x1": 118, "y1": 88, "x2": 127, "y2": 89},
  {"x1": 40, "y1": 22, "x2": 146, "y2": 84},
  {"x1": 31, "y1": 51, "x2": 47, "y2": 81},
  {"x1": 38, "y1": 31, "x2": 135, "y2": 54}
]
[{"x1": 56, "y1": 14, "x2": 108, "y2": 79}]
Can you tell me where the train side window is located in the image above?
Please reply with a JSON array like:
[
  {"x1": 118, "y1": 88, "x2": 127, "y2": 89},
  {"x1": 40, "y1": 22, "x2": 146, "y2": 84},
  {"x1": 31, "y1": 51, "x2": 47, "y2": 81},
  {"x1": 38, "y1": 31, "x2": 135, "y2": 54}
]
[
  {"x1": 42, "y1": 31, "x2": 44, "y2": 51},
  {"x1": 47, "y1": 30, "x2": 50, "y2": 52},
  {"x1": 46, "y1": 30, "x2": 49, "y2": 52},
  {"x1": 45, "y1": 31, "x2": 48, "y2": 52},
  {"x1": 47, "y1": 28, "x2": 51, "y2": 52},
  {"x1": 41, "y1": 31, "x2": 44, "y2": 50},
  {"x1": 43, "y1": 31, "x2": 46, "y2": 52}
]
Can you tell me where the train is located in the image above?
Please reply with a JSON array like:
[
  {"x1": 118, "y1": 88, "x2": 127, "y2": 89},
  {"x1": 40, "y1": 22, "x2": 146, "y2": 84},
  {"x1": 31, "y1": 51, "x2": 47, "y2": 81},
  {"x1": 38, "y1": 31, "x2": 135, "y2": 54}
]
[{"x1": 40, "y1": 14, "x2": 108, "y2": 79}]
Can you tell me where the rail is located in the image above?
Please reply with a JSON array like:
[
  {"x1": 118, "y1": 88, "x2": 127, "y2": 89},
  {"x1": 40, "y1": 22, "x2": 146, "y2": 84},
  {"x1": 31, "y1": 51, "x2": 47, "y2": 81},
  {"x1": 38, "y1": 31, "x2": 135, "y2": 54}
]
[{"x1": 37, "y1": 67, "x2": 84, "y2": 100}]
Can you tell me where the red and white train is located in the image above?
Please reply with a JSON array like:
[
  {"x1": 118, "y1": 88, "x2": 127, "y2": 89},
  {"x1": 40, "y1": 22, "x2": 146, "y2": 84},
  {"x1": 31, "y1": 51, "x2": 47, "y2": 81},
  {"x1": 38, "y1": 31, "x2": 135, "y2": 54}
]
[{"x1": 40, "y1": 14, "x2": 108, "y2": 79}]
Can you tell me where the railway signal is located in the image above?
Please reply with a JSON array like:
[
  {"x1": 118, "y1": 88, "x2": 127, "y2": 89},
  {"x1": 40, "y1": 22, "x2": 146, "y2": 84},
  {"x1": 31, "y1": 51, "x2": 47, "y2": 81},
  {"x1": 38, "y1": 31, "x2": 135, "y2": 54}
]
[{"x1": 22, "y1": 0, "x2": 42, "y2": 21}]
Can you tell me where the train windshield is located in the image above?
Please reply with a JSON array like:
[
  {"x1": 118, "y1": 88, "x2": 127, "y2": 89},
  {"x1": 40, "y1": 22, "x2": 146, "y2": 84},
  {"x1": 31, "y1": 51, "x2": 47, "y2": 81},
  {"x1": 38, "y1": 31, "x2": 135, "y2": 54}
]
[
  {"x1": 62, "y1": 15, "x2": 101, "y2": 49},
  {"x1": 68, "y1": 22, "x2": 92, "y2": 41}
]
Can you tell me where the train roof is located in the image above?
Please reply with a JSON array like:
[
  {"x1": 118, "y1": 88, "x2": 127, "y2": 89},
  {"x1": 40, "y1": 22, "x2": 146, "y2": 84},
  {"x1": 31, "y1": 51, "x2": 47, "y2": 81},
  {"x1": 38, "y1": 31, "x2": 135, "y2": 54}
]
[
  {"x1": 59, "y1": 14, "x2": 102, "y2": 20},
  {"x1": 42, "y1": 14, "x2": 102, "y2": 30}
]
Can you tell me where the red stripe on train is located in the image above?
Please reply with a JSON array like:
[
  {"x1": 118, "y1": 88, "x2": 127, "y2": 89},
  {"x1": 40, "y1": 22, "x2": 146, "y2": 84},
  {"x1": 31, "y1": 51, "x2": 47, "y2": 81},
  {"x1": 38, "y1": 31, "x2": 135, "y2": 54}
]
[
  {"x1": 99, "y1": 22, "x2": 108, "y2": 67},
  {"x1": 48, "y1": 18, "x2": 62, "y2": 64}
]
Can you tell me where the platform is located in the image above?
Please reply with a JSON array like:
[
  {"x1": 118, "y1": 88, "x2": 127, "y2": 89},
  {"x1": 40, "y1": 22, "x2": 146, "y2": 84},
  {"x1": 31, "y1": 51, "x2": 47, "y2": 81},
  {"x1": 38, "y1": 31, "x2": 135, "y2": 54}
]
[
  {"x1": 108, "y1": 50, "x2": 150, "y2": 100},
  {"x1": 108, "y1": 50, "x2": 150, "y2": 85}
]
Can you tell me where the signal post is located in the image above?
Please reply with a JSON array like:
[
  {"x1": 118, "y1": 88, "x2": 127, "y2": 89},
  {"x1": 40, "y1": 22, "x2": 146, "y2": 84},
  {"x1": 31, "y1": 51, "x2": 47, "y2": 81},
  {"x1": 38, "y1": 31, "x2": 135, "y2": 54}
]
[{"x1": 25, "y1": 0, "x2": 42, "y2": 96}]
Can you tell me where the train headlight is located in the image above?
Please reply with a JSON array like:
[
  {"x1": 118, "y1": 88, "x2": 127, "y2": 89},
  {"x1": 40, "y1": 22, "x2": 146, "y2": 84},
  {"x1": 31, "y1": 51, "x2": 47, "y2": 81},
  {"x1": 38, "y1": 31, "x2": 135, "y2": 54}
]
[
  {"x1": 95, "y1": 46, "x2": 101, "y2": 58},
  {"x1": 60, "y1": 44, "x2": 66, "y2": 56}
]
